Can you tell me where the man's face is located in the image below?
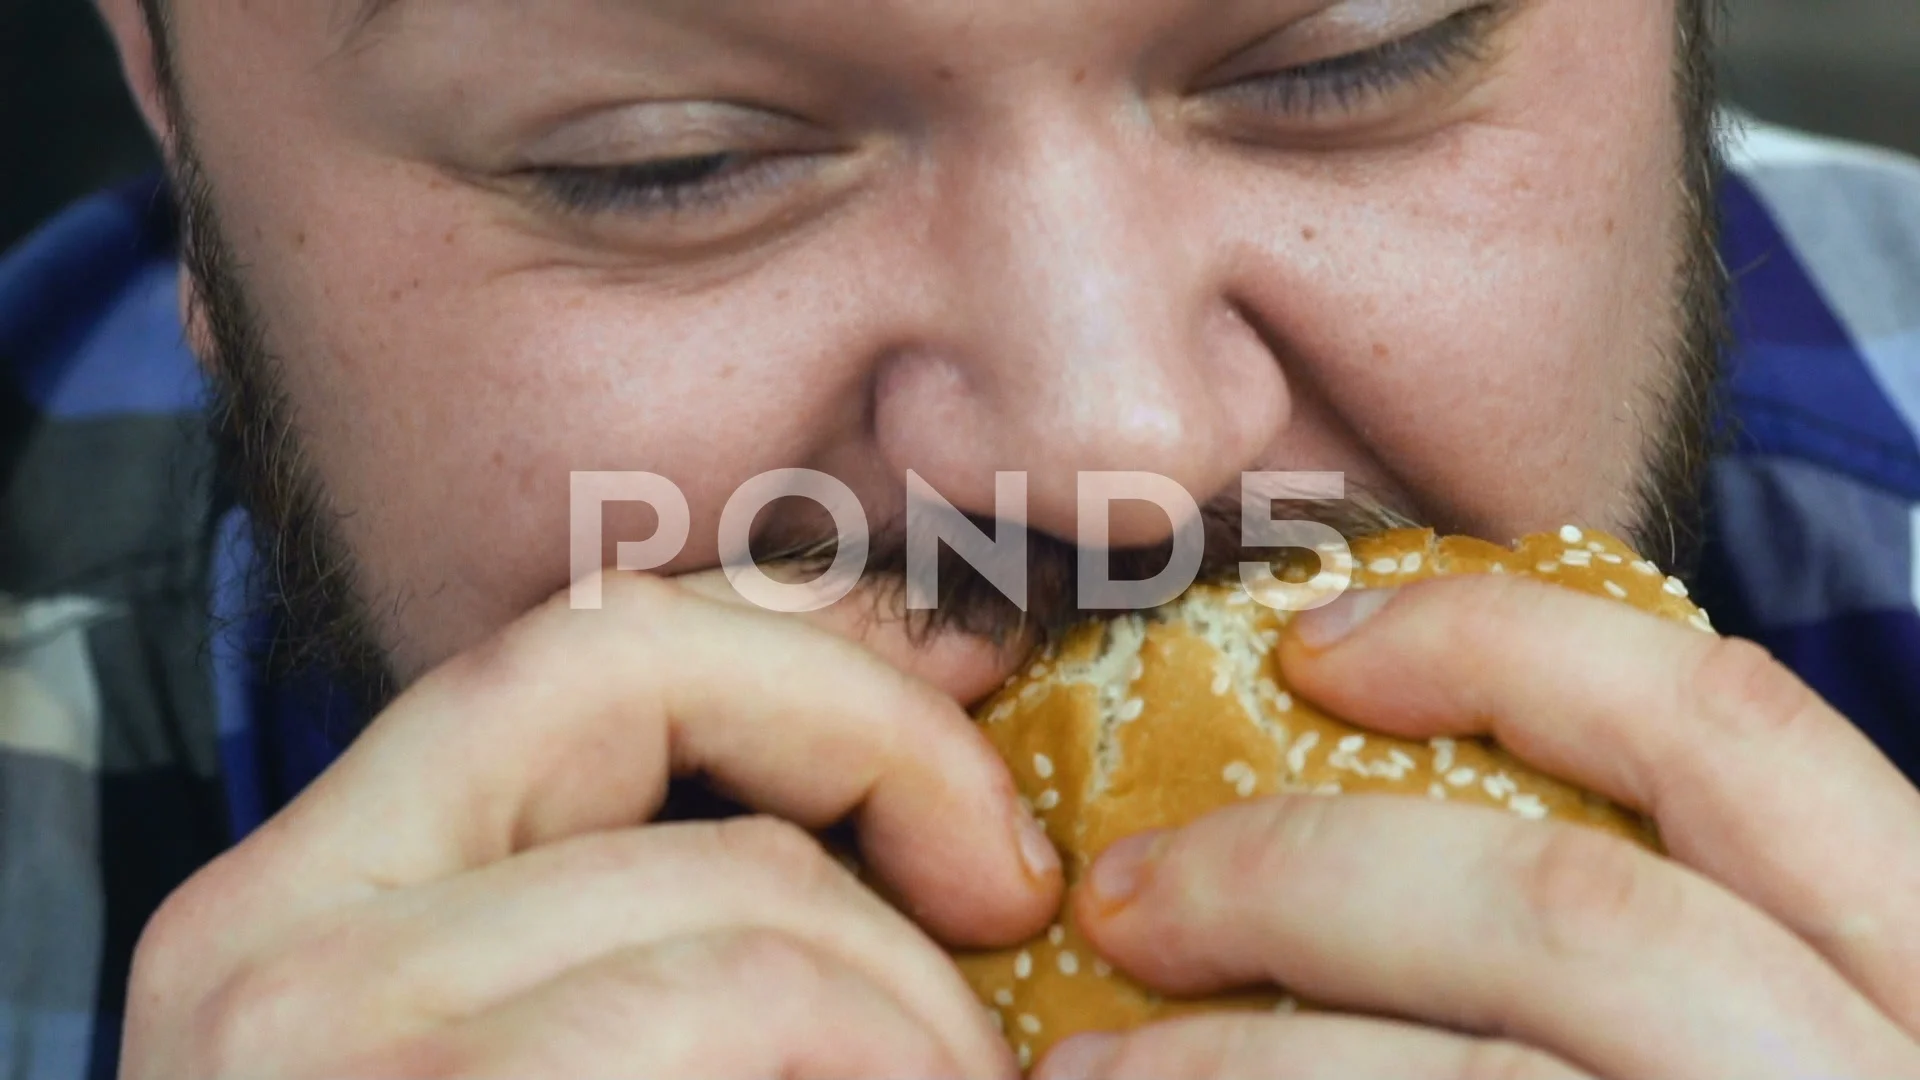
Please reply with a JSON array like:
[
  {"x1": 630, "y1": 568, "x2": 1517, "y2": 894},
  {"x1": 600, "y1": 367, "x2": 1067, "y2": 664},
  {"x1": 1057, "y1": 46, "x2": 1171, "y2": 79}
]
[{"x1": 148, "y1": 0, "x2": 1713, "y2": 692}]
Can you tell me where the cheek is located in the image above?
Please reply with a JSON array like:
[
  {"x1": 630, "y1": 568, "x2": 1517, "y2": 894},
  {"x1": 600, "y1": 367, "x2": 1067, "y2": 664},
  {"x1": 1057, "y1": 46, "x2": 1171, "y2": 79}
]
[
  {"x1": 220, "y1": 190, "x2": 878, "y2": 675},
  {"x1": 1230, "y1": 0, "x2": 1685, "y2": 535}
]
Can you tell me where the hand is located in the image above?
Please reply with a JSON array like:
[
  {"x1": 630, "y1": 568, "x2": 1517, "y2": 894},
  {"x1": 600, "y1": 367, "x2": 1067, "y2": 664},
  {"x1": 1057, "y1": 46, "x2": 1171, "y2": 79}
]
[
  {"x1": 1040, "y1": 575, "x2": 1920, "y2": 1080},
  {"x1": 121, "y1": 570, "x2": 1062, "y2": 1080}
]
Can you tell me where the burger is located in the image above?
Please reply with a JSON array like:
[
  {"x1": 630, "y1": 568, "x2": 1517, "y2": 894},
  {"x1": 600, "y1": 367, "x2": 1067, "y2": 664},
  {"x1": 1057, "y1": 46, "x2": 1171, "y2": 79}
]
[{"x1": 947, "y1": 527, "x2": 1710, "y2": 1069}]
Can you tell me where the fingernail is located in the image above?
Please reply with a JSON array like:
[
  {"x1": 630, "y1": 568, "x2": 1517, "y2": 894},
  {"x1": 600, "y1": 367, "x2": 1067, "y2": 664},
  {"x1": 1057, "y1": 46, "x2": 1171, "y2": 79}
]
[
  {"x1": 1292, "y1": 586, "x2": 1396, "y2": 650},
  {"x1": 1014, "y1": 802, "x2": 1062, "y2": 882},
  {"x1": 1037, "y1": 1033, "x2": 1121, "y2": 1080},
  {"x1": 1089, "y1": 830, "x2": 1168, "y2": 908}
]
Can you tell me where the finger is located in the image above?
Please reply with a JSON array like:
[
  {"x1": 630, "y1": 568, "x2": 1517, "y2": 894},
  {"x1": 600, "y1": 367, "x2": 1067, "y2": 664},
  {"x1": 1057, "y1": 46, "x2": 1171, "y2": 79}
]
[
  {"x1": 675, "y1": 568, "x2": 1031, "y2": 706},
  {"x1": 1034, "y1": 1012, "x2": 1592, "y2": 1080},
  {"x1": 361, "y1": 930, "x2": 992, "y2": 1080},
  {"x1": 274, "y1": 819, "x2": 1009, "y2": 1073},
  {"x1": 1075, "y1": 795, "x2": 1920, "y2": 1080},
  {"x1": 236, "y1": 571, "x2": 1059, "y2": 946},
  {"x1": 1282, "y1": 573, "x2": 1920, "y2": 1030}
]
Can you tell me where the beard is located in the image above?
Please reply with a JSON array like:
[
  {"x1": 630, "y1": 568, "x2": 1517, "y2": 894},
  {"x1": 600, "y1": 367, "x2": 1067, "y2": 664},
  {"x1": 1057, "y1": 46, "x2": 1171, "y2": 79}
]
[{"x1": 169, "y1": 124, "x2": 1728, "y2": 731}]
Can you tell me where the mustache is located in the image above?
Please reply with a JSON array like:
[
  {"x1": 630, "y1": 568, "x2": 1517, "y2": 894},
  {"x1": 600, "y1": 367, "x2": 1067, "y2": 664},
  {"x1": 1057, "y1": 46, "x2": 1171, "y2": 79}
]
[{"x1": 749, "y1": 493, "x2": 1422, "y2": 650}]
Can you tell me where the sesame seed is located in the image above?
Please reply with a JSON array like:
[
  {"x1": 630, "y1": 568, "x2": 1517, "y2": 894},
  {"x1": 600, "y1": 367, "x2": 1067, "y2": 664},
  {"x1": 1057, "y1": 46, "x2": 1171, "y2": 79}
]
[
  {"x1": 1058, "y1": 951, "x2": 1080, "y2": 975},
  {"x1": 1236, "y1": 774, "x2": 1257, "y2": 798},
  {"x1": 1400, "y1": 552, "x2": 1423, "y2": 574},
  {"x1": 1093, "y1": 959, "x2": 1114, "y2": 978},
  {"x1": 1286, "y1": 731, "x2": 1320, "y2": 775},
  {"x1": 994, "y1": 988, "x2": 1014, "y2": 1007},
  {"x1": 1690, "y1": 611, "x2": 1716, "y2": 634},
  {"x1": 1033, "y1": 753, "x2": 1054, "y2": 779},
  {"x1": 1587, "y1": 541, "x2": 1606, "y2": 553},
  {"x1": 1561, "y1": 550, "x2": 1592, "y2": 567},
  {"x1": 1490, "y1": 563, "x2": 1508, "y2": 574},
  {"x1": 1273, "y1": 691, "x2": 1294, "y2": 711},
  {"x1": 1223, "y1": 760, "x2": 1253, "y2": 784},
  {"x1": 1017, "y1": 1014, "x2": 1042, "y2": 1035},
  {"x1": 1604, "y1": 581, "x2": 1628, "y2": 599},
  {"x1": 1014, "y1": 951, "x2": 1032, "y2": 979},
  {"x1": 1535, "y1": 561, "x2": 1559, "y2": 574},
  {"x1": 1447, "y1": 767, "x2": 1477, "y2": 786},
  {"x1": 1664, "y1": 576, "x2": 1689, "y2": 598},
  {"x1": 1035, "y1": 789, "x2": 1060, "y2": 811},
  {"x1": 1559, "y1": 525, "x2": 1584, "y2": 544},
  {"x1": 1509, "y1": 794, "x2": 1549, "y2": 819},
  {"x1": 1368, "y1": 557, "x2": 1399, "y2": 575},
  {"x1": 987, "y1": 701, "x2": 1015, "y2": 724},
  {"x1": 1388, "y1": 749, "x2": 1416, "y2": 771},
  {"x1": 1633, "y1": 560, "x2": 1660, "y2": 576},
  {"x1": 1047, "y1": 924, "x2": 1065, "y2": 945},
  {"x1": 1483, "y1": 773, "x2": 1519, "y2": 799},
  {"x1": 1118, "y1": 697, "x2": 1145, "y2": 721},
  {"x1": 1128, "y1": 656, "x2": 1145, "y2": 682},
  {"x1": 1211, "y1": 671, "x2": 1232, "y2": 696},
  {"x1": 1030, "y1": 664, "x2": 1047, "y2": 679},
  {"x1": 1600, "y1": 552, "x2": 1624, "y2": 564},
  {"x1": 1431, "y1": 736, "x2": 1457, "y2": 773},
  {"x1": 1018, "y1": 1043, "x2": 1032, "y2": 1069},
  {"x1": 1428, "y1": 782, "x2": 1449, "y2": 800},
  {"x1": 1338, "y1": 734, "x2": 1367, "y2": 753}
]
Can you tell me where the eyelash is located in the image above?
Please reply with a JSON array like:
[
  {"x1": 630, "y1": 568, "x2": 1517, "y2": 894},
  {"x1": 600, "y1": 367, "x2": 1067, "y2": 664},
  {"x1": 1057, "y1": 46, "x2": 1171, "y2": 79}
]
[
  {"x1": 530, "y1": 4, "x2": 1500, "y2": 219},
  {"x1": 529, "y1": 151, "x2": 786, "y2": 218},
  {"x1": 1224, "y1": 4, "x2": 1500, "y2": 118}
]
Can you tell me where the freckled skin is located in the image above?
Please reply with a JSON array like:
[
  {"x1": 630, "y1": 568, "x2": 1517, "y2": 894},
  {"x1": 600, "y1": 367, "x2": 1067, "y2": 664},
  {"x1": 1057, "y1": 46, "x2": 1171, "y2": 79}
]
[{"x1": 109, "y1": 0, "x2": 1688, "y2": 684}]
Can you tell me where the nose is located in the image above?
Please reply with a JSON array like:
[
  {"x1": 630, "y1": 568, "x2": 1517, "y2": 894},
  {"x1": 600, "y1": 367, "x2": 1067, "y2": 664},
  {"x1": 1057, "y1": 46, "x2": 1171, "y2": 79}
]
[{"x1": 872, "y1": 112, "x2": 1289, "y2": 548}]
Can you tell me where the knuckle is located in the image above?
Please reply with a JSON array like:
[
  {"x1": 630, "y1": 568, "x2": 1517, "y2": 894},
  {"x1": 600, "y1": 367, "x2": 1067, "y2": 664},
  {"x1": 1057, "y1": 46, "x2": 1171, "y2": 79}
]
[
  {"x1": 186, "y1": 952, "x2": 319, "y2": 1076},
  {"x1": 127, "y1": 858, "x2": 250, "y2": 1009},
  {"x1": 1435, "y1": 573, "x2": 1542, "y2": 644},
  {"x1": 1234, "y1": 795, "x2": 1336, "y2": 887},
  {"x1": 1684, "y1": 636, "x2": 1820, "y2": 741},
  {"x1": 1457, "y1": 1039, "x2": 1573, "y2": 1080},
  {"x1": 428, "y1": 572, "x2": 685, "y2": 703},
  {"x1": 126, "y1": 886, "x2": 206, "y2": 1005},
  {"x1": 1512, "y1": 824, "x2": 1681, "y2": 962}
]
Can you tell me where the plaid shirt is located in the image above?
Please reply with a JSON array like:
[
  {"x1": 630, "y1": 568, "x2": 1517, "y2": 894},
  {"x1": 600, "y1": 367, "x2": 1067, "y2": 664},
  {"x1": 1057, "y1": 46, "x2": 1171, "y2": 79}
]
[{"x1": 5, "y1": 117, "x2": 1920, "y2": 1080}]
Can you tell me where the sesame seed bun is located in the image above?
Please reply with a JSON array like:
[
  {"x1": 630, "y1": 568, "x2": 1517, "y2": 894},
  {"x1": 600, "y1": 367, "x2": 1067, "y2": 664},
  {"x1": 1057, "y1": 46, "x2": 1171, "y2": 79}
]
[{"x1": 953, "y1": 527, "x2": 1709, "y2": 1070}]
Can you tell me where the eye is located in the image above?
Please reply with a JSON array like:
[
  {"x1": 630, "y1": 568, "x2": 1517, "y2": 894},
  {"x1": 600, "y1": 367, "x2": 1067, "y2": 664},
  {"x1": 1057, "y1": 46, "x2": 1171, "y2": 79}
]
[
  {"x1": 526, "y1": 151, "x2": 805, "y2": 218},
  {"x1": 1214, "y1": 4, "x2": 1502, "y2": 121}
]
